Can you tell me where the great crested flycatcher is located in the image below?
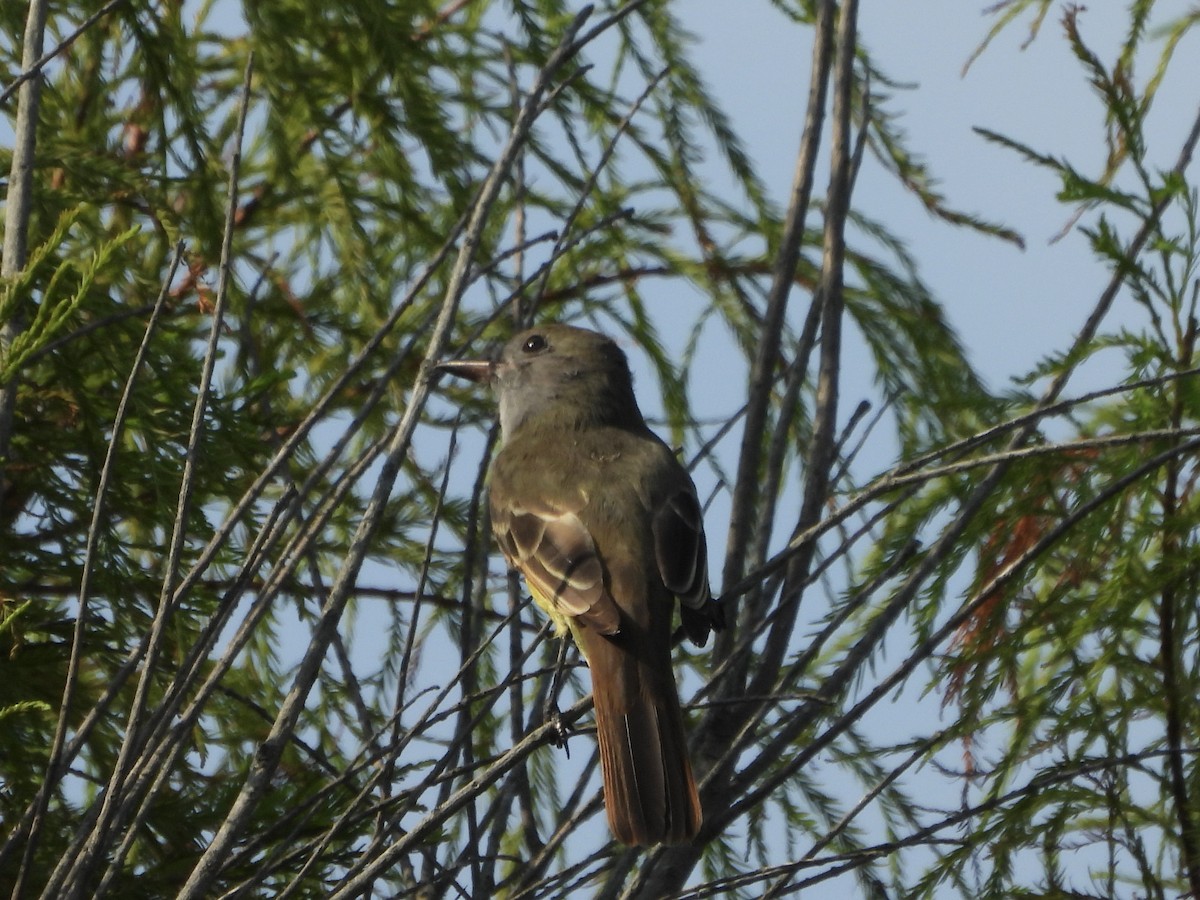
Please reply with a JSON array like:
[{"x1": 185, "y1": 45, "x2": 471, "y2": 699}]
[{"x1": 437, "y1": 323, "x2": 720, "y2": 846}]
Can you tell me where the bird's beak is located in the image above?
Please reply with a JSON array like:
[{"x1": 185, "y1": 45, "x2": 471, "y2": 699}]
[{"x1": 434, "y1": 358, "x2": 494, "y2": 384}]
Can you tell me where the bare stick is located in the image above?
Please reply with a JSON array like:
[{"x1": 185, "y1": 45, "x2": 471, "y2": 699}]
[
  {"x1": 0, "y1": 0, "x2": 49, "y2": 514},
  {"x1": 9, "y1": 240, "x2": 183, "y2": 895},
  {"x1": 0, "y1": 0, "x2": 126, "y2": 105},
  {"x1": 175, "y1": 9, "x2": 598, "y2": 896},
  {"x1": 47, "y1": 56, "x2": 255, "y2": 899}
]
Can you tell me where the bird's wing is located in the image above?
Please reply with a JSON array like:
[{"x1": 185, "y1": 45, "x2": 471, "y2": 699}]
[
  {"x1": 491, "y1": 494, "x2": 621, "y2": 636},
  {"x1": 652, "y1": 484, "x2": 710, "y2": 610},
  {"x1": 652, "y1": 481, "x2": 722, "y2": 644}
]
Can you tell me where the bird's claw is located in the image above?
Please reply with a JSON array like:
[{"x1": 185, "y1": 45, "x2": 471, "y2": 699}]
[{"x1": 545, "y1": 707, "x2": 571, "y2": 754}]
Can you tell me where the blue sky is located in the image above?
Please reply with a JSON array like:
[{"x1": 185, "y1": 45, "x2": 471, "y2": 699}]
[{"x1": 685, "y1": 1, "x2": 1198, "y2": 392}]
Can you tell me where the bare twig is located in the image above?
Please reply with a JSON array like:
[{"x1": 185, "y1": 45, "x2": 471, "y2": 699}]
[
  {"x1": 717, "y1": 0, "x2": 833, "y2": 608},
  {"x1": 174, "y1": 9, "x2": 598, "y2": 894},
  {"x1": 1158, "y1": 322, "x2": 1200, "y2": 897},
  {"x1": 9, "y1": 242, "x2": 184, "y2": 898},
  {"x1": 47, "y1": 56, "x2": 256, "y2": 900},
  {"x1": 723, "y1": 435, "x2": 1200, "y2": 834},
  {"x1": 0, "y1": 0, "x2": 126, "y2": 105},
  {"x1": 0, "y1": 0, "x2": 49, "y2": 515},
  {"x1": 746, "y1": 0, "x2": 858, "y2": 719}
]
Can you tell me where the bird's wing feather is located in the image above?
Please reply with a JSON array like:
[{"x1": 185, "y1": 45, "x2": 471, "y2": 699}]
[
  {"x1": 492, "y1": 498, "x2": 621, "y2": 635},
  {"x1": 652, "y1": 481, "x2": 722, "y2": 645},
  {"x1": 652, "y1": 485, "x2": 710, "y2": 611}
]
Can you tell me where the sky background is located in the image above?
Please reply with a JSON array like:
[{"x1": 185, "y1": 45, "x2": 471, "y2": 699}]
[{"x1": 684, "y1": 1, "x2": 1197, "y2": 396}]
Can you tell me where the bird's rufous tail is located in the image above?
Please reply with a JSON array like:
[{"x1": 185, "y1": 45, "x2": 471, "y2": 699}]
[{"x1": 582, "y1": 625, "x2": 701, "y2": 846}]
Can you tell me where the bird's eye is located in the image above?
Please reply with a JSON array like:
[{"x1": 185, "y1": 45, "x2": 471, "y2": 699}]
[{"x1": 522, "y1": 334, "x2": 548, "y2": 353}]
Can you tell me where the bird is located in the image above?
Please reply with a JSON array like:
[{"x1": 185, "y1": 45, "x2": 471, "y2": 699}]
[{"x1": 437, "y1": 323, "x2": 721, "y2": 846}]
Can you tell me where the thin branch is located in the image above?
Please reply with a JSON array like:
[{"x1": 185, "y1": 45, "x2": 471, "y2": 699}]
[
  {"x1": 49, "y1": 56, "x2": 255, "y2": 900},
  {"x1": 0, "y1": 0, "x2": 49, "y2": 514},
  {"x1": 174, "y1": 10, "x2": 597, "y2": 894},
  {"x1": 640, "y1": 2, "x2": 852, "y2": 896},
  {"x1": 725, "y1": 434, "x2": 1200, "y2": 832},
  {"x1": 761, "y1": 730, "x2": 947, "y2": 898},
  {"x1": 717, "y1": 0, "x2": 833, "y2": 609},
  {"x1": 0, "y1": 0, "x2": 126, "y2": 105},
  {"x1": 1158, "y1": 321, "x2": 1200, "y2": 897},
  {"x1": 530, "y1": 65, "x2": 670, "y2": 313},
  {"x1": 720, "y1": 363, "x2": 1200, "y2": 607},
  {"x1": 752, "y1": 0, "x2": 859, "y2": 694},
  {"x1": 10, "y1": 241, "x2": 184, "y2": 899}
]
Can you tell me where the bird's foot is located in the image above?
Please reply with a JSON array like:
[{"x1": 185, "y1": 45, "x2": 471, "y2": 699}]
[{"x1": 544, "y1": 706, "x2": 571, "y2": 754}]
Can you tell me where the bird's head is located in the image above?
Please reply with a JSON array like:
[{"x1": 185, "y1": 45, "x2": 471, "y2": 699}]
[{"x1": 436, "y1": 324, "x2": 644, "y2": 436}]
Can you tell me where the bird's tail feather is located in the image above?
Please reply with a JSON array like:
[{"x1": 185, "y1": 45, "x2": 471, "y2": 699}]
[{"x1": 589, "y1": 645, "x2": 701, "y2": 846}]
